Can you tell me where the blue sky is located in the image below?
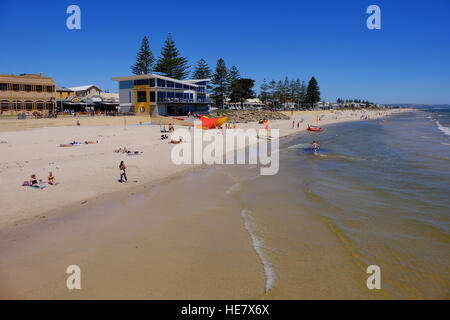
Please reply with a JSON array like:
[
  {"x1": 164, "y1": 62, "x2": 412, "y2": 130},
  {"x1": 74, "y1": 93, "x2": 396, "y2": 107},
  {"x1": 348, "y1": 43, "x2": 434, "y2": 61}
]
[{"x1": 0, "y1": 0, "x2": 449, "y2": 104}]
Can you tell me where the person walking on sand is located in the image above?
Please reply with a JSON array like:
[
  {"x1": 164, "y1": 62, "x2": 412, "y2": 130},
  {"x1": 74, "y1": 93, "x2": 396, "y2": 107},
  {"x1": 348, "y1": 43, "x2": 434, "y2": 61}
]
[{"x1": 119, "y1": 161, "x2": 127, "y2": 183}]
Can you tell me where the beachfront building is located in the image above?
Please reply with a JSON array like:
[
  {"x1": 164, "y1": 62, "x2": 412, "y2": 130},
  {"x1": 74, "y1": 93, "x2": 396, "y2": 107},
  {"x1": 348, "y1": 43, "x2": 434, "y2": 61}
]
[
  {"x1": 111, "y1": 74, "x2": 211, "y2": 116},
  {"x1": 56, "y1": 85, "x2": 119, "y2": 112},
  {"x1": 225, "y1": 98, "x2": 266, "y2": 110},
  {"x1": 0, "y1": 73, "x2": 56, "y2": 115}
]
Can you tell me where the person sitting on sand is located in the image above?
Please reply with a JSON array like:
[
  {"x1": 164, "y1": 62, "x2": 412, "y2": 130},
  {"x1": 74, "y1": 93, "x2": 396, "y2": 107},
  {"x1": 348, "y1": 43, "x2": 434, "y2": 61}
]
[
  {"x1": 30, "y1": 174, "x2": 39, "y2": 187},
  {"x1": 48, "y1": 171, "x2": 56, "y2": 185},
  {"x1": 312, "y1": 141, "x2": 320, "y2": 151},
  {"x1": 170, "y1": 137, "x2": 183, "y2": 144}
]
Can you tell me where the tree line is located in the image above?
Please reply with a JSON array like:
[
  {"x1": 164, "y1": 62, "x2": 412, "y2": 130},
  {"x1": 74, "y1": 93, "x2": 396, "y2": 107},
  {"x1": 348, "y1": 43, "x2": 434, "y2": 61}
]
[
  {"x1": 259, "y1": 77, "x2": 320, "y2": 109},
  {"x1": 131, "y1": 35, "x2": 320, "y2": 109}
]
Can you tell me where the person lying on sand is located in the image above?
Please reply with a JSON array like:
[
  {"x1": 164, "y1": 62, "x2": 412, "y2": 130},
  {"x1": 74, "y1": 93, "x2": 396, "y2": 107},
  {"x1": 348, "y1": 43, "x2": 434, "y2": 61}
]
[
  {"x1": 170, "y1": 137, "x2": 183, "y2": 144},
  {"x1": 161, "y1": 134, "x2": 169, "y2": 140},
  {"x1": 48, "y1": 171, "x2": 56, "y2": 185},
  {"x1": 114, "y1": 147, "x2": 128, "y2": 153},
  {"x1": 84, "y1": 140, "x2": 98, "y2": 144}
]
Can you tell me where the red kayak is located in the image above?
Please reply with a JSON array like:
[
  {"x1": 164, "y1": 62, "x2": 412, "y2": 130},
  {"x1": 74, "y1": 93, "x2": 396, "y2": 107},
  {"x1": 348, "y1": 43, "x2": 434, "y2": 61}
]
[
  {"x1": 307, "y1": 126, "x2": 323, "y2": 132},
  {"x1": 173, "y1": 117, "x2": 184, "y2": 121}
]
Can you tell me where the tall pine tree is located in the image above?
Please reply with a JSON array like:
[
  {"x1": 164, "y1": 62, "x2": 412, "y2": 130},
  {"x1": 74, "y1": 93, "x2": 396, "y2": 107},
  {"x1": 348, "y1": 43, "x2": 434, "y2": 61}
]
[
  {"x1": 305, "y1": 77, "x2": 320, "y2": 108},
  {"x1": 227, "y1": 65, "x2": 241, "y2": 102},
  {"x1": 131, "y1": 36, "x2": 155, "y2": 75},
  {"x1": 259, "y1": 78, "x2": 269, "y2": 106},
  {"x1": 192, "y1": 58, "x2": 211, "y2": 79},
  {"x1": 211, "y1": 58, "x2": 228, "y2": 108},
  {"x1": 154, "y1": 33, "x2": 190, "y2": 79}
]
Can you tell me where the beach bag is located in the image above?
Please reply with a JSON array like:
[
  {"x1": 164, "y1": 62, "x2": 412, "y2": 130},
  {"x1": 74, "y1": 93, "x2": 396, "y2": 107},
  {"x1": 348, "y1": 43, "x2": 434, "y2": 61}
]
[{"x1": 22, "y1": 181, "x2": 29, "y2": 186}]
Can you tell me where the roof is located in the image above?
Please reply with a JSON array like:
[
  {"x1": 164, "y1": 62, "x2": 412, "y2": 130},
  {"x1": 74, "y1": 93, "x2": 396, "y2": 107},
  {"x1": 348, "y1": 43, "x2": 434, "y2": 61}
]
[
  {"x1": 184, "y1": 79, "x2": 211, "y2": 84},
  {"x1": 56, "y1": 86, "x2": 74, "y2": 92},
  {"x1": 69, "y1": 85, "x2": 102, "y2": 92},
  {"x1": 111, "y1": 73, "x2": 210, "y2": 87}
]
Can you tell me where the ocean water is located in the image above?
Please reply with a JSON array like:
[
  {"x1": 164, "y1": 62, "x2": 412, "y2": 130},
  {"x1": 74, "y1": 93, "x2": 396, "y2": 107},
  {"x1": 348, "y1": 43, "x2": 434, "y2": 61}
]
[{"x1": 222, "y1": 107, "x2": 450, "y2": 299}]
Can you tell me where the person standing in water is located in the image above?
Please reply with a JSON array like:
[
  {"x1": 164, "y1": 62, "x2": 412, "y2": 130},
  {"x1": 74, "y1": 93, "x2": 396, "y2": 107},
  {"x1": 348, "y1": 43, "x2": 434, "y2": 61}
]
[
  {"x1": 312, "y1": 141, "x2": 320, "y2": 151},
  {"x1": 119, "y1": 161, "x2": 127, "y2": 183}
]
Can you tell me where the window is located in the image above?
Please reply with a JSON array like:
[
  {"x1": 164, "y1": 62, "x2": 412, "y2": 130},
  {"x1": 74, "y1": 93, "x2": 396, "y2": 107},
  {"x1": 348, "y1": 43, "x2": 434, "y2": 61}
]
[
  {"x1": 25, "y1": 102, "x2": 33, "y2": 111},
  {"x1": 128, "y1": 91, "x2": 131, "y2": 103},
  {"x1": 149, "y1": 91, "x2": 155, "y2": 102},
  {"x1": 46, "y1": 86, "x2": 53, "y2": 92},
  {"x1": 119, "y1": 80, "x2": 134, "y2": 89},
  {"x1": 1, "y1": 102, "x2": 9, "y2": 111},
  {"x1": 149, "y1": 78, "x2": 155, "y2": 87},
  {"x1": 157, "y1": 79, "x2": 166, "y2": 87},
  {"x1": 135, "y1": 79, "x2": 149, "y2": 86},
  {"x1": 157, "y1": 91, "x2": 166, "y2": 100},
  {"x1": 175, "y1": 92, "x2": 183, "y2": 99},
  {"x1": 35, "y1": 85, "x2": 43, "y2": 92},
  {"x1": 166, "y1": 81, "x2": 174, "y2": 88},
  {"x1": 0, "y1": 83, "x2": 8, "y2": 91},
  {"x1": 175, "y1": 82, "x2": 183, "y2": 89},
  {"x1": 36, "y1": 102, "x2": 44, "y2": 110},
  {"x1": 12, "y1": 84, "x2": 20, "y2": 91},
  {"x1": 137, "y1": 91, "x2": 147, "y2": 102},
  {"x1": 24, "y1": 84, "x2": 31, "y2": 92}
]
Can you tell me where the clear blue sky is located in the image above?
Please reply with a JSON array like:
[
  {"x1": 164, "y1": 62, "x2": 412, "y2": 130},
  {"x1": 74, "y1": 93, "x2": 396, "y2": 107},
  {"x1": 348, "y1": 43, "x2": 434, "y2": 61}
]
[{"x1": 1, "y1": 0, "x2": 449, "y2": 104}]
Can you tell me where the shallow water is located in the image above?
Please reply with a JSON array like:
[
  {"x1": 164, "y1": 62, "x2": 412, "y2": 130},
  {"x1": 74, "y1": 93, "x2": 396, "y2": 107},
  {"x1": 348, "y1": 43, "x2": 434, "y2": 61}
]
[{"x1": 222, "y1": 108, "x2": 450, "y2": 299}]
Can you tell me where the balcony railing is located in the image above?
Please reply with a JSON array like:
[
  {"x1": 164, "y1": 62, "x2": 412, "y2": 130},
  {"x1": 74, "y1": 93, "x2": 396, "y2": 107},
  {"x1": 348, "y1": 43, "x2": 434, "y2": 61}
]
[{"x1": 158, "y1": 98, "x2": 211, "y2": 104}]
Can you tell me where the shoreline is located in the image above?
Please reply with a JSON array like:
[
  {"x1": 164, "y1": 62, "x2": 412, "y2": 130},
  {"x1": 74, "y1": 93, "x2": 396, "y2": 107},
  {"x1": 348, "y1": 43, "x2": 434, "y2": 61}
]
[{"x1": 0, "y1": 108, "x2": 412, "y2": 299}]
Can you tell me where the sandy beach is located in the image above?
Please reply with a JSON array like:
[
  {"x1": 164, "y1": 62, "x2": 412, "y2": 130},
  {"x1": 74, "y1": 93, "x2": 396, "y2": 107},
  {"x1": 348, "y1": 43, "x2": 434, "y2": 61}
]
[{"x1": 0, "y1": 108, "x2": 409, "y2": 299}]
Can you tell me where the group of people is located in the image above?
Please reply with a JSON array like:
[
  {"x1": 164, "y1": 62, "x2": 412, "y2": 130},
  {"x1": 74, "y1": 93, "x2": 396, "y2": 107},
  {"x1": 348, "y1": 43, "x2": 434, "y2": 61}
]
[{"x1": 27, "y1": 172, "x2": 57, "y2": 188}]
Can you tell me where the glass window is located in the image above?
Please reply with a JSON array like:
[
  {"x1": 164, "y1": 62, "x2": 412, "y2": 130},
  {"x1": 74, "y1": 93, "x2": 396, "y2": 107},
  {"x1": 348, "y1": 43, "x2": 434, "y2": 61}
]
[
  {"x1": 175, "y1": 82, "x2": 183, "y2": 89},
  {"x1": 119, "y1": 80, "x2": 134, "y2": 89},
  {"x1": 25, "y1": 102, "x2": 33, "y2": 111},
  {"x1": 183, "y1": 84, "x2": 189, "y2": 89},
  {"x1": 12, "y1": 84, "x2": 20, "y2": 91},
  {"x1": 37, "y1": 102, "x2": 44, "y2": 110},
  {"x1": 158, "y1": 91, "x2": 166, "y2": 100},
  {"x1": 0, "y1": 83, "x2": 8, "y2": 90},
  {"x1": 46, "y1": 86, "x2": 53, "y2": 92},
  {"x1": 149, "y1": 78, "x2": 155, "y2": 87},
  {"x1": 24, "y1": 84, "x2": 31, "y2": 91},
  {"x1": 149, "y1": 91, "x2": 155, "y2": 102},
  {"x1": 35, "y1": 85, "x2": 43, "y2": 92},
  {"x1": 134, "y1": 79, "x2": 149, "y2": 86},
  {"x1": 128, "y1": 91, "x2": 131, "y2": 103},
  {"x1": 175, "y1": 92, "x2": 183, "y2": 98},
  {"x1": 157, "y1": 79, "x2": 166, "y2": 87},
  {"x1": 166, "y1": 81, "x2": 174, "y2": 88},
  {"x1": 1, "y1": 102, "x2": 9, "y2": 111},
  {"x1": 137, "y1": 91, "x2": 147, "y2": 102},
  {"x1": 167, "y1": 91, "x2": 174, "y2": 98}
]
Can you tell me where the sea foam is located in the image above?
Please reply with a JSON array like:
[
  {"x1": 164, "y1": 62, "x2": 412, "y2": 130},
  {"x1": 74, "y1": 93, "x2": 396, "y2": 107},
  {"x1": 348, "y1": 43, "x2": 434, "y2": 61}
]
[
  {"x1": 436, "y1": 121, "x2": 450, "y2": 136},
  {"x1": 241, "y1": 209, "x2": 275, "y2": 292}
]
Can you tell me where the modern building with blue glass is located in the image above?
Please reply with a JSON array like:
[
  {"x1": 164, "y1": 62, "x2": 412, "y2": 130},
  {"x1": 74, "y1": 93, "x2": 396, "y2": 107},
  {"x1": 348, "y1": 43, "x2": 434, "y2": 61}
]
[{"x1": 111, "y1": 74, "x2": 211, "y2": 116}]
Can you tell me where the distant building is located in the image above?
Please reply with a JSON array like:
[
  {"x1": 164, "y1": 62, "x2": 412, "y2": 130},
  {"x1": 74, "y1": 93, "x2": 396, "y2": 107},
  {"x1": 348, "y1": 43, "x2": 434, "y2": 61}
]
[
  {"x1": 57, "y1": 85, "x2": 119, "y2": 112},
  {"x1": 0, "y1": 73, "x2": 56, "y2": 115},
  {"x1": 226, "y1": 98, "x2": 266, "y2": 109},
  {"x1": 111, "y1": 74, "x2": 211, "y2": 116},
  {"x1": 69, "y1": 85, "x2": 102, "y2": 98}
]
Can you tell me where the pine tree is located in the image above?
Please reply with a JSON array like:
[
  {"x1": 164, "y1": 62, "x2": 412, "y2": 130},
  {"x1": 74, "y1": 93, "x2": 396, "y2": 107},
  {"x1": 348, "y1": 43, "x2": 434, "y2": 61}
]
[
  {"x1": 227, "y1": 66, "x2": 240, "y2": 92},
  {"x1": 231, "y1": 78, "x2": 255, "y2": 108},
  {"x1": 268, "y1": 80, "x2": 277, "y2": 107},
  {"x1": 259, "y1": 78, "x2": 269, "y2": 106},
  {"x1": 305, "y1": 77, "x2": 320, "y2": 108},
  {"x1": 154, "y1": 33, "x2": 190, "y2": 79},
  {"x1": 192, "y1": 58, "x2": 211, "y2": 79},
  {"x1": 211, "y1": 58, "x2": 228, "y2": 108},
  {"x1": 131, "y1": 36, "x2": 155, "y2": 75}
]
